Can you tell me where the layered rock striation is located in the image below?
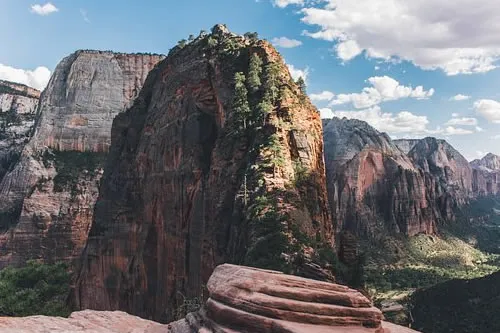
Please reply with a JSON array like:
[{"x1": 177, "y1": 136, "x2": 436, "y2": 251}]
[
  {"x1": 74, "y1": 25, "x2": 333, "y2": 322},
  {"x1": 1, "y1": 265, "x2": 419, "y2": 333},
  {"x1": 323, "y1": 118, "x2": 440, "y2": 237},
  {"x1": 0, "y1": 51, "x2": 164, "y2": 268},
  {"x1": 0, "y1": 80, "x2": 40, "y2": 182},
  {"x1": 168, "y1": 264, "x2": 419, "y2": 332}
]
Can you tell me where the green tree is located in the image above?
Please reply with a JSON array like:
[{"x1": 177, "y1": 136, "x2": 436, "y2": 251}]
[
  {"x1": 244, "y1": 32, "x2": 259, "y2": 40},
  {"x1": 232, "y1": 72, "x2": 251, "y2": 130},
  {"x1": 247, "y1": 53, "x2": 263, "y2": 93},
  {"x1": 177, "y1": 39, "x2": 187, "y2": 48},
  {"x1": 263, "y1": 62, "x2": 281, "y2": 103},
  {"x1": 296, "y1": 76, "x2": 307, "y2": 94},
  {"x1": 188, "y1": 34, "x2": 195, "y2": 42}
]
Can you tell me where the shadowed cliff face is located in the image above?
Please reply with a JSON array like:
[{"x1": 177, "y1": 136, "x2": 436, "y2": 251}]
[
  {"x1": 74, "y1": 26, "x2": 332, "y2": 322},
  {"x1": 0, "y1": 80, "x2": 40, "y2": 182},
  {"x1": 0, "y1": 51, "x2": 164, "y2": 268},
  {"x1": 323, "y1": 118, "x2": 440, "y2": 238}
]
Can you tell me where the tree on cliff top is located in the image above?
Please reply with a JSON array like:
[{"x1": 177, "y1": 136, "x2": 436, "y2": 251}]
[{"x1": 232, "y1": 72, "x2": 251, "y2": 130}]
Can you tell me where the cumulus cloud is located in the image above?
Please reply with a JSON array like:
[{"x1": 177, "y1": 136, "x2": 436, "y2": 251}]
[
  {"x1": 450, "y1": 94, "x2": 470, "y2": 101},
  {"x1": 286, "y1": 63, "x2": 309, "y2": 81},
  {"x1": 31, "y1": 3, "x2": 59, "y2": 16},
  {"x1": 322, "y1": 106, "x2": 431, "y2": 134},
  {"x1": 310, "y1": 90, "x2": 335, "y2": 101},
  {"x1": 492, "y1": 134, "x2": 500, "y2": 140},
  {"x1": 445, "y1": 116, "x2": 478, "y2": 126},
  {"x1": 329, "y1": 75, "x2": 434, "y2": 109},
  {"x1": 474, "y1": 99, "x2": 500, "y2": 123},
  {"x1": 320, "y1": 105, "x2": 477, "y2": 137},
  {"x1": 0, "y1": 64, "x2": 51, "y2": 90},
  {"x1": 272, "y1": 0, "x2": 305, "y2": 7},
  {"x1": 298, "y1": 0, "x2": 500, "y2": 75},
  {"x1": 272, "y1": 37, "x2": 303, "y2": 48}
]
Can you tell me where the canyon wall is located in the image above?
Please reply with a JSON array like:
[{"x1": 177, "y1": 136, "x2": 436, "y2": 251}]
[
  {"x1": 0, "y1": 51, "x2": 164, "y2": 268},
  {"x1": 0, "y1": 80, "x2": 40, "y2": 182},
  {"x1": 74, "y1": 26, "x2": 333, "y2": 322}
]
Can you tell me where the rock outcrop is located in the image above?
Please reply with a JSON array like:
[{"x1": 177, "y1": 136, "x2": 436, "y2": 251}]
[
  {"x1": 168, "y1": 264, "x2": 419, "y2": 332},
  {"x1": 0, "y1": 51, "x2": 164, "y2": 268},
  {"x1": 323, "y1": 118, "x2": 439, "y2": 237},
  {"x1": 471, "y1": 153, "x2": 500, "y2": 196},
  {"x1": 0, "y1": 80, "x2": 40, "y2": 182},
  {"x1": 0, "y1": 310, "x2": 168, "y2": 333},
  {"x1": 1, "y1": 265, "x2": 419, "y2": 333},
  {"x1": 74, "y1": 26, "x2": 333, "y2": 322}
]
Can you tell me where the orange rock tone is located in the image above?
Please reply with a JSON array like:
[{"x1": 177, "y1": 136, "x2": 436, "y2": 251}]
[{"x1": 74, "y1": 26, "x2": 333, "y2": 322}]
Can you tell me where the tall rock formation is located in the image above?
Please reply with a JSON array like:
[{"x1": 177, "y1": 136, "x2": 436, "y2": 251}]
[
  {"x1": 0, "y1": 80, "x2": 40, "y2": 182},
  {"x1": 470, "y1": 153, "x2": 500, "y2": 195},
  {"x1": 0, "y1": 51, "x2": 164, "y2": 268},
  {"x1": 323, "y1": 118, "x2": 440, "y2": 238},
  {"x1": 75, "y1": 25, "x2": 333, "y2": 322}
]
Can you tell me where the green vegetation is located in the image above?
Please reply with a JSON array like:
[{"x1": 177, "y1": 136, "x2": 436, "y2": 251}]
[
  {"x1": 247, "y1": 53, "x2": 263, "y2": 93},
  {"x1": 50, "y1": 150, "x2": 107, "y2": 193},
  {"x1": 0, "y1": 261, "x2": 71, "y2": 317},
  {"x1": 174, "y1": 286, "x2": 207, "y2": 320},
  {"x1": 295, "y1": 76, "x2": 307, "y2": 95},
  {"x1": 232, "y1": 72, "x2": 251, "y2": 131}
]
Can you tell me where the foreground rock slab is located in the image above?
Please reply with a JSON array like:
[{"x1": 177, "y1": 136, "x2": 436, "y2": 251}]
[
  {"x1": 168, "y1": 264, "x2": 420, "y2": 333},
  {"x1": 0, "y1": 310, "x2": 167, "y2": 332}
]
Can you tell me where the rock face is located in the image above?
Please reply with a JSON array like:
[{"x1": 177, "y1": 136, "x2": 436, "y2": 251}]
[
  {"x1": 471, "y1": 153, "x2": 500, "y2": 196},
  {"x1": 0, "y1": 51, "x2": 164, "y2": 268},
  {"x1": 74, "y1": 26, "x2": 333, "y2": 322},
  {"x1": 0, "y1": 310, "x2": 168, "y2": 333},
  {"x1": 323, "y1": 118, "x2": 439, "y2": 237},
  {"x1": 168, "y1": 264, "x2": 419, "y2": 333},
  {"x1": 0, "y1": 80, "x2": 40, "y2": 182},
  {"x1": 1, "y1": 265, "x2": 419, "y2": 333}
]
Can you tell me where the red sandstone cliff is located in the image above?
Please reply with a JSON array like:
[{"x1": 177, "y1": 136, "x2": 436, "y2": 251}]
[
  {"x1": 74, "y1": 25, "x2": 333, "y2": 322},
  {"x1": 0, "y1": 51, "x2": 164, "y2": 268}
]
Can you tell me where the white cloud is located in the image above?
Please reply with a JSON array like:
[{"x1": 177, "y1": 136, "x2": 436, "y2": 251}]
[
  {"x1": 272, "y1": 0, "x2": 305, "y2": 7},
  {"x1": 31, "y1": 3, "x2": 59, "y2": 16},
  {"x1": 272, "y1": 37, "x2": 303, "y2": 48},
  {"x1": 474, "y1": 99, "x2": 500, "y2": 123},
  {"x1": 374, "y1": 66, "x2": 380, "y2": 70},
  {"x1": 330, "y1": 75, "x2": 434, "y2": 108},
  {"x1": 298, "y1": 0, "x2": 500, "y2": 75},
  {"x1": 321, "y1": 105, "x2": 477, "y2": 137},
  {"x1": 80, "y1": 8, "x2": 90, "y2": 23},
  {"x1": 286, "y1": 63, "x2": 309, "y2": 81},
  {"x1": 450, "y1": 94, "x2": 470, "y2": 101},
  {"x1": 335, "y1": 40, "x2": 362, "y2": 61},
  {"x1": 0, "y1": 64, "x2": 51, "y2": 90},
  {"x1": 492, "y1": 134, "x2": 500, "y2": 140},
  {"x1": 475, "y1": 126, "x2": 484, "y2": 132},
  {"x1": 451, "y1": 113, "x2": 460, "y2": 117},
  {"x1": 319, "y1": 107, "x2": 334, "y2": 118},
  {"x1": 445, "y1": 116, "x2": 478, "y2": 126},
  {"x1": 310, "y1": 90, "x2": 335, "y2": 101},
  {"x1": 443, "y1": 126, "x2": 474, "y2": 135},
  {"x1": 324, "y1": 106, "x2": 431, "y2": 134}
]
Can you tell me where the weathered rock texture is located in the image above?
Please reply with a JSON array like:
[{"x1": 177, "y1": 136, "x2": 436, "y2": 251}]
[
  {"x1": 75, "y1": 26, "x2": 333, "y2": 322},
  {"x1": 0, "y1": 80, "x2": 40, "y2": 182},
  {"x1": 1, "y1": 265, "x2": 420, "y2": 333},
  {"x1": 0, "y1": 51, "x2": 164, "y2": 268},
  {"x1": 167, "y1": 264, "x2": 419, "y2": 333},
  {"x1": 471, "y1": 153, "x2": 500, "y2": 196},
  {"x1": 0, "y1": 310, "x2": 168, "y2": 333},
  {"x1": 323, "y1": 118, "x2": 440, "y2": 237},
  {"x1": 324, "y1": 119, "x2": 500, "y2": 240}
]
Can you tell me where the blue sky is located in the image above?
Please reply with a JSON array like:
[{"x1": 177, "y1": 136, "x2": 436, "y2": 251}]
[{"x1": 1, "y1": 0, "x2": 500, "y2": 160}]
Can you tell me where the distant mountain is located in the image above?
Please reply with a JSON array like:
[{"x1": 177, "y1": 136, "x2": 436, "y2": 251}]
[{"x1": 471, "y1": 153, "x2": 500, "y2": 172}]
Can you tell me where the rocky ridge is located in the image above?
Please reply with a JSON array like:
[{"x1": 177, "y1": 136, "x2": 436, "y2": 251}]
[
  {"x1": 0, "y1": 51, "x2": 164, "y2": 268},
  {"x1": 74, "y1": 25, "x2": 333, "y2": 322},
  {"x1": 1, "y1": 264, "x2": 419, "y2": 333},
  {"x1": 323, "y1": 118, "x2": 440, "y2": 237},
  {"x1": 0, "y1": 80, "x2": 40, "y2": 183}
]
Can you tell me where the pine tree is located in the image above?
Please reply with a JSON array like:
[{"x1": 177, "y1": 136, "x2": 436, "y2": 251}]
[
  {"x1": 296, "y1": 76, "x2": 307, "y2": 94},
  {"x1": 247, "y1": 53, "x2": 263, "y2": 93},
  {"x1": 177, "y1": 39, "x2": 187, "y2": 48},
  {"x1": 232, "y1": 72, "x2": 251, "y2": 130},
  {"x1": 263, "y1": 62, "x2": 281, "y2": 103},
  {"x1": 188, "y1": 34, "x2": 195, "y2": 42}
]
